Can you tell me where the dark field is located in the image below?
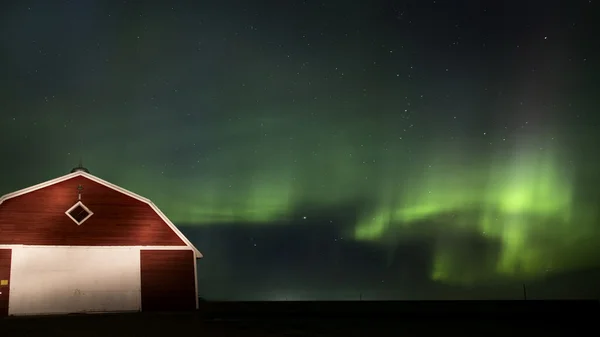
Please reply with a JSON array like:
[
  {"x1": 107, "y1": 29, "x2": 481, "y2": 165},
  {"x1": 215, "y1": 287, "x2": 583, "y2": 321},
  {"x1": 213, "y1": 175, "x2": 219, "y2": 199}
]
[{"x1": 1, "y1": 300, "x2": 598, "y2": 337}]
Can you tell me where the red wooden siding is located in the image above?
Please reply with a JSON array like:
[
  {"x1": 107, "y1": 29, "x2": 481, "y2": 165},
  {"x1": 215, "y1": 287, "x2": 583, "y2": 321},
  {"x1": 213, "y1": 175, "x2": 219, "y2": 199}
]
[
  {"x1": 0, "y1": 176, "x2": 185, "y2": 246},
  {"x1": 140, "y1": 250, "x2": 196, "y2": 311},
  {"x1": 0, "y1": 249, "x2": 11, "y2": 317}
]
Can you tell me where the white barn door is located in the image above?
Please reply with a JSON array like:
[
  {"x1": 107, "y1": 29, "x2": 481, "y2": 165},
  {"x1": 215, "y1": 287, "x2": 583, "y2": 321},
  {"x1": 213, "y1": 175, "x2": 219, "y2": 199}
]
[{"x1": 9, "y1": 246, "x2": 141, "y2": 315}]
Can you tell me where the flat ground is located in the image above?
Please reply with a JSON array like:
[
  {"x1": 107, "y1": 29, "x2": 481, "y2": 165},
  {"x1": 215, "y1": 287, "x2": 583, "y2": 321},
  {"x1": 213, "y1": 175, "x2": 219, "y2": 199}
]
[{"x1": 1, "y1": 301, "x2": 598, "y2": 336}]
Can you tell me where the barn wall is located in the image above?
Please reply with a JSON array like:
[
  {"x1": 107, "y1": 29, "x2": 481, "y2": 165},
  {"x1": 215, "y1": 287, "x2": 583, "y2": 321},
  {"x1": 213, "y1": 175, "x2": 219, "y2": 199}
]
[
  {"x1": 140, "y1": 249, "x2": 197, "y2": 311},
  {"x1": 0, "y1": 176, "x2": 185, "y2": 246},
  {"x1": 0, "y1": 249, "x2": 11, "y2": 317},
  {"x1": 9, "y1": 246, "x2": 141, "y2": 315}
]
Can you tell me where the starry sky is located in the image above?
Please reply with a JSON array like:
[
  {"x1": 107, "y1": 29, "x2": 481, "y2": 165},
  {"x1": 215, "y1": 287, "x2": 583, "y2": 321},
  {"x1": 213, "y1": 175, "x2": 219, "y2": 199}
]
[{"x1": 1, "y1": 0, "x2": 599, "y2": 300}]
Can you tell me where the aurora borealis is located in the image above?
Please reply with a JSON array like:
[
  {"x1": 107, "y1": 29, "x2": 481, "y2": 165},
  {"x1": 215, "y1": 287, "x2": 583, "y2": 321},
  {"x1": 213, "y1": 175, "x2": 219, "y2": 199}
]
[{"x1": 1, "y1": 0, "x2": 599, "y2": 300}]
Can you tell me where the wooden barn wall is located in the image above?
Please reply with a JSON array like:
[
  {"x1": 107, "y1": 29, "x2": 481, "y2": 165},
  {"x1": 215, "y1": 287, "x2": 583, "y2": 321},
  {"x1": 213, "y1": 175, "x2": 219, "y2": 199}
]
[
  {"x1": 140, "y1": 250, "x2": 196, "y2": 311},
  {"x1": 0, "y1": 176, "x2": 185, "y2": 246},
  {"x1": 0, "y1": 249, "x2": 11, "y2": 317}
]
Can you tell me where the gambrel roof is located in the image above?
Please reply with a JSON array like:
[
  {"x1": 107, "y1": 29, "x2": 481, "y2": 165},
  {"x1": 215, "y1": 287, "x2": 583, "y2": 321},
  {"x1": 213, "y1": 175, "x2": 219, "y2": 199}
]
[{"x1": 0, "y1": 170, "x2": 203, "y2": 258}]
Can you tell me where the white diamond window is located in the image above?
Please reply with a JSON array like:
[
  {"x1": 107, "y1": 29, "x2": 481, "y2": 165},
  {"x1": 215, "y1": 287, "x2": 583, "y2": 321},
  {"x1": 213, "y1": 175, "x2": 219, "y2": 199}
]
[{"x1": 66, "y1": 201, "x2": 94, "y2": 225}]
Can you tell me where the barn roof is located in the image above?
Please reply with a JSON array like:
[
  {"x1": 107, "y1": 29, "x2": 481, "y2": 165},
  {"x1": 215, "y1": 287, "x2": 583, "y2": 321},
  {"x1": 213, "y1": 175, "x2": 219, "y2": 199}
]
[{"x1": 0, "y1": 170, "x2": 203, "y2": 258}]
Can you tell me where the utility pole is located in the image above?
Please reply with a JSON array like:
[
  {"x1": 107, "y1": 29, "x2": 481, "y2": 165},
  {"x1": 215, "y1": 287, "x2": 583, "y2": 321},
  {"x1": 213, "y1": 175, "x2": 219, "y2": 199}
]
[{"x1": 523, "y1": 284, "x2": 527, "y2": 300}]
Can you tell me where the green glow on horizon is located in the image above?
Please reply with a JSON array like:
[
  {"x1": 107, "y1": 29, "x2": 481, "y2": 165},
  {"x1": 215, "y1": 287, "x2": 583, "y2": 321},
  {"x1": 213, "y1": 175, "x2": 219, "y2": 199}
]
[
  {"x1": 353, "y1": 136, "x2": 598, "y2": 283},
  {"x1": 100, "y1": 128, "x2": 598, "y2": 285}
]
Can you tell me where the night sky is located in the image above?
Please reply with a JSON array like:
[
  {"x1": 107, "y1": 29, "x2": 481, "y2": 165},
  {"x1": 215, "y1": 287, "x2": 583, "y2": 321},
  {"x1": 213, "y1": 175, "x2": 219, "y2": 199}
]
[{"x1": 1, "y1": 0, "x2": 599, "y2": 300}]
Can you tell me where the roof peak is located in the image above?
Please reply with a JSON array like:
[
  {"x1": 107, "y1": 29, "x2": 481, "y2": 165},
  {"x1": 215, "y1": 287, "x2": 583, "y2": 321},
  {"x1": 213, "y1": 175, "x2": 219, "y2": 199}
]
[{"x1": 70, "y1": 158, "x2": 90, "y2": 174}]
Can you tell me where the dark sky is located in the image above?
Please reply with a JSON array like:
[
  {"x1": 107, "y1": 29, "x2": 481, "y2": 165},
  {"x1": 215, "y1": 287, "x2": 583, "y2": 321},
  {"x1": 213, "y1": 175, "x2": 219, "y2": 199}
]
[{"x1": 1, "y1": 0, "x2": 599, "y2": 300}]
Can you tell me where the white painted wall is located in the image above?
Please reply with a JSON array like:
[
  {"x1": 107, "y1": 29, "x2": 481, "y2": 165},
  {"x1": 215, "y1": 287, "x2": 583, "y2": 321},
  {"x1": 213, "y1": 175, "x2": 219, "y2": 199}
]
[{"x1": 9, "y1": 246, "x2": 141, "y2": 315}]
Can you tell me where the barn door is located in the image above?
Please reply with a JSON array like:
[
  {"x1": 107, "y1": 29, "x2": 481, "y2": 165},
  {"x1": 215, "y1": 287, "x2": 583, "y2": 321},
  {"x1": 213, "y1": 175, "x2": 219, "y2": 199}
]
[
  {"x1": 140, "y1": 250, "x2": 196, "y2": 311},
  {"x1": 0, "y1": 249, "x2": 11, "y2": 317}
]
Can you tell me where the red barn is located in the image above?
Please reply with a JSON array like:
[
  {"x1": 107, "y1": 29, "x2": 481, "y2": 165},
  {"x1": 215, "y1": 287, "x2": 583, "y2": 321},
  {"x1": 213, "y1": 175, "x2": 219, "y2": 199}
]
[{"x1": 0, "y1": 165, "x2": 203, "y2": 316}]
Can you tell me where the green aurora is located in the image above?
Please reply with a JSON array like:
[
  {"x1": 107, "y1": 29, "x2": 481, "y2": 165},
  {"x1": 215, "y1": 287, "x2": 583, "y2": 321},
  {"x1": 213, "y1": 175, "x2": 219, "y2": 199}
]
[{"x1": 97, "y1": 125, "x2": 599, "y2": 286}]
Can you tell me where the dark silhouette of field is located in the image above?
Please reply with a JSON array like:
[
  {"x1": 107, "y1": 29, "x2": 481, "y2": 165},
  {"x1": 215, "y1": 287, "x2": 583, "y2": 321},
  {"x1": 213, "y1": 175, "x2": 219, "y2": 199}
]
[{"x1": 1, "y1": 300, "x2": 597, "y2": 336}]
